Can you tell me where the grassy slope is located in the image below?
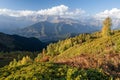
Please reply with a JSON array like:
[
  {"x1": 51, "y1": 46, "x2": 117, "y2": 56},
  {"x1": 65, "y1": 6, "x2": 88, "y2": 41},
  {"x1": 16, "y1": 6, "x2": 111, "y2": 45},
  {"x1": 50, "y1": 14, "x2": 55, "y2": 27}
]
[
  {"x1": 53, "y1": 31, "x2": 120, "y2": 61},
  {"x1": 50, "y1": 31, "x2": 120, "y2": 78}
]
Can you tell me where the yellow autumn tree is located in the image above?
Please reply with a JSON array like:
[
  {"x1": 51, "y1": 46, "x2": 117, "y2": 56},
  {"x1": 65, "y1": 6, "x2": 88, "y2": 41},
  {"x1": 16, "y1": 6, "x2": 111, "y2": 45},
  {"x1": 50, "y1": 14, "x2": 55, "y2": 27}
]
[
  {"x1": 102, "y1": 17, "x2": 112, "y2": 37},
  {"x1": 20, "y1": 56, "x2": 32, "y2": 65}
]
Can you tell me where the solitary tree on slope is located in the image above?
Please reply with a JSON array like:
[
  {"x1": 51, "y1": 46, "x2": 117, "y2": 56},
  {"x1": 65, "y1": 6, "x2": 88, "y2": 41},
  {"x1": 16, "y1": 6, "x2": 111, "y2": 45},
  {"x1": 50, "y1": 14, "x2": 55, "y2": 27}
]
[{"x1": 101, "y1": 17, "x2": 112, "y2": 37}]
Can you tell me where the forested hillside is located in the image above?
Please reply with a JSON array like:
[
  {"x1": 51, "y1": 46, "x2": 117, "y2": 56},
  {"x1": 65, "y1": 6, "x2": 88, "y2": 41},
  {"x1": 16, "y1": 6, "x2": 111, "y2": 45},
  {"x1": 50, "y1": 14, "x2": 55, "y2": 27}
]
[
  {"x1": 0, "y1": 32, "x2": 46, "y2": 67},
  {"x1": 1, "y1": 31, "x2": 120, "y2": 79},
  {"x1": 0, "y1": 32, "x2": 45, "y2": 52},
  {"x1": 0, "y1": 18, "x2": 120, "y2": 79}
]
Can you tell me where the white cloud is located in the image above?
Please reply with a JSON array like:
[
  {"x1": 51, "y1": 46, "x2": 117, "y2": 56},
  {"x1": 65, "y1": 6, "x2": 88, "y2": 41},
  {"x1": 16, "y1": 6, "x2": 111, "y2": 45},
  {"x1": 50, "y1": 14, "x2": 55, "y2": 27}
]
[
  {"x1": 63, "y1": 9, "x2": 85, "y2": 19},
  {"x1": 0, "y1": 9, "x2": 35, "y2": 17},
  {"x1": 95, "y1": 8, "x2": 120, "y2": 19},
  {"x1": 94, "y1": 8, "x2": 120, "y2": 29},
  {"x1": 37, "y1": 5, "x2": 68, "y2": 15},
  {"x1": 0, "y1": 5, "x2": 86, "y2": 19}
]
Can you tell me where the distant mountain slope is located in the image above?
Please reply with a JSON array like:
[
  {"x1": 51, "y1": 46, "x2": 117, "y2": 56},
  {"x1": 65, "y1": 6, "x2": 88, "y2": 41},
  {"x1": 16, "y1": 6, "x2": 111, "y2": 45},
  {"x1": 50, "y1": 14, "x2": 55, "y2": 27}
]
[
  {"x1": 0, "y1": 32, "x2": 45, "y2": 51},
  {"x1": 0, "y1": 15, "x2": 35, "y2": 34},
  {"x1": 15, "y1": 21, "x2": 98, "y2": 42}
]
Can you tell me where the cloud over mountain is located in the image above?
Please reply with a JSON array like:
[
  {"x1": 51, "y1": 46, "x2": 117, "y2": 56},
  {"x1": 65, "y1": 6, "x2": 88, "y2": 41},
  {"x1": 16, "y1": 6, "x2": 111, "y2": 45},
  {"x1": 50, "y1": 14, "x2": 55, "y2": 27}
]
[
  {"x1": 95, "y1": 8, "x2": 120, "y2": 19},
  {"x1": 0, "y1": 5, "x2": 85, "y2": 19},
  {"x1": 1, "y1": 5, "x2": 120, "y2": 30},
  {"x1": 1, "y1": 5, "x2": 120, "y2": 21},
  {"x1": 94, "y1": 8, "x2": 120, "y2": 29}
]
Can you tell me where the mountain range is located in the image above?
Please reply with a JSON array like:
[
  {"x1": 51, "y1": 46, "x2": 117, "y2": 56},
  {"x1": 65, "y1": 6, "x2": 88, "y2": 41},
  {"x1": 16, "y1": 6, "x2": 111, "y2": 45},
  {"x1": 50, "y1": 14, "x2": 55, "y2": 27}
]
[
  {"x1": 14, "y1": 20, "x2": 99, "y2": 42},
  {"x1": 1, "y1": 15, "x2": 120, "y2": 42}
]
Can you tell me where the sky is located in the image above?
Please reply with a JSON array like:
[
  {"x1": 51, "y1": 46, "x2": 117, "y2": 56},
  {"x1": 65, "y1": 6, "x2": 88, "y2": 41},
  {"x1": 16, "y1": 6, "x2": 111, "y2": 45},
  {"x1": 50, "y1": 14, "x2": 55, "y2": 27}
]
[
  {"x1": 0, "y1": 0, "x2": 120, "y2": 19},
  {"x1": 0, "y1": 0, "x2": 120, "y2": 14}
]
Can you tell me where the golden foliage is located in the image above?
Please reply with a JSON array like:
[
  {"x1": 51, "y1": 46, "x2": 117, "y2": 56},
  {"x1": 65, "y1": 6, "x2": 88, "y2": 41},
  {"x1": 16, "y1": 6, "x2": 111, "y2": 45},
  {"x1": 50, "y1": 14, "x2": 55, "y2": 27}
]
[{"x1": 102, "y1": 17, "x2": 112, "y2": 37}]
